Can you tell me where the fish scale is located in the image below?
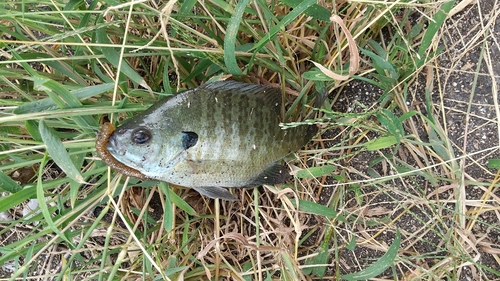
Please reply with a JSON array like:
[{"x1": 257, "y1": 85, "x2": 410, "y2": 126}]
[{"x1": 99, "y1": 81, "x2": 315, "y2": 200}]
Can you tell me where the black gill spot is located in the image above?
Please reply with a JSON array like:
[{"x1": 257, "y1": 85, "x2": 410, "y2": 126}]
[
  {"x1": 182, "y1": 131, "x2": 198, "y2": 150},
  {"x1": 131, "y1": 128, "x2": 152, "y2": 145}
]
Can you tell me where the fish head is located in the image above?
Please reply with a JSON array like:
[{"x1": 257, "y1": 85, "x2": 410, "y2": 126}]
[{"x1": 105, "y1": 116, "x2": 198, "y2": 178}]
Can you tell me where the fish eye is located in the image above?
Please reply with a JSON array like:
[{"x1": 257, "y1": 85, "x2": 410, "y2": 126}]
[
  {"x1": 131, "y1": 128, "x2": 152, "y2": 145},
  {"x1": 182, "y1": 131, "x2": 198, "y2": 149}
]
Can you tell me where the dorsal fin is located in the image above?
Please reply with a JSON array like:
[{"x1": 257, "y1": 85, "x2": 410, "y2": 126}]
[{"x1": 201, "y1": 81, "x2": 282, "y2": 111}]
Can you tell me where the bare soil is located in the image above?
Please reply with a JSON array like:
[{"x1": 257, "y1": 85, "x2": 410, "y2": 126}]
[{"x1": 322, "y1": 1, "x2": 500, "y2": 279}]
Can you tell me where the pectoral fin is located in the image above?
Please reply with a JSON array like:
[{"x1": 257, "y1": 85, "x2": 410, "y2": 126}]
[{"x1": 193, "y1": 186, "x2": 238, "y2": 201}]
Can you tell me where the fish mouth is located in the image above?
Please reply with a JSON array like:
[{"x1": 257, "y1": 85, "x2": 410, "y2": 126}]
[{"x1": 106, "y1": 134, "x2": 125, "y2": 156}]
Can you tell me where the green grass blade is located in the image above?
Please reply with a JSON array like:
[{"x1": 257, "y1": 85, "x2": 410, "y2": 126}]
[
  {"x1": 250, "y1": 0, "x2": 318, "y2": 53},
  {"x1": 296, "y1": 165, "x2": 335, "y2": 179},
  {"x1": 14, "y1": 83, "x2": 114, "y2": 114},
  {"x1": 364, "y1": 136, "x2": 398, "y2": 151},
  {"x1": 160, "y1": 182, "x2": 174, "y2": 231},
  {"x1": 281, "y1": 0, "x2": 331, "y2": 22},
  {"x1": 281, "y1": 252, "x2": 299, "y2": 280},
  {"x1": 341, "y1": 230, "x2": 401, "y2": 280},
  {"x1": 376, "y1": 109, "x2": 404, "y2": 142},
  {"x1": 0, "y1": 171, "x2": 23, "y2": 193},
  {"x1": 178, "y1": 0, "x2": 198, "y2": 17},
  {"x1": 165, "y1": 185, "x2": 196, "y2": 216},
  {"x1": 487, "y1": 159, "x2": 500, "y2": 169},
  {"x1": 19, "y1": 53, "x2": 88, "y2": 86},
  {"x1": 292, "y1": 199, "x2": 347, "y2": 223},
  {"x1": 223, "y1": 0, "x2": 251, "y2": 75},
  {"x1": 415, "y1": 0, "x2": 456, "y2": 70},
  {"x1": 36, "y1": 153, "x2": 75, "y2": 247},
  {"x1": 95, "y1": 20, "x2": 151, "y2": 90},
  {"x1": 32, "y1": 76, "x2": 97, "y2": 132},
  {"x1": 303, "y1": 225, "x2": 333, "y2": 277},
  {"x1": 0, "y1": 186, "x2": 36, "y2": 213},
  {"x1": 24, "y1": 120, "x2": 42, "y2": 142},
  {"x1": 39, "y1": 119, "x2": 86, "y2": 184}
]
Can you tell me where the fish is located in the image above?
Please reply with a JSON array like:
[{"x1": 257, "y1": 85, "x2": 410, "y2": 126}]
[{"x1": 96, "y1": 81, "x2": 315, "y2": 201}]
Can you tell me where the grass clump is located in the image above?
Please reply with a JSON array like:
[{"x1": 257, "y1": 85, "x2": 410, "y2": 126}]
[{"x1": 1, "y1": 0, "x2": 499, "y2": 280}]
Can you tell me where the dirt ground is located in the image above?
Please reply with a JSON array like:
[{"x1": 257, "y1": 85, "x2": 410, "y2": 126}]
[{"x1": 328, "y1": 1, "x2": 500, "y2": 279}]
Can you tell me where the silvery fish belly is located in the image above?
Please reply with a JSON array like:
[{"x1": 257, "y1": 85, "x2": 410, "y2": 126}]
[{"x1": 102, "y1": 81, "x2": 314, "y2": 201}]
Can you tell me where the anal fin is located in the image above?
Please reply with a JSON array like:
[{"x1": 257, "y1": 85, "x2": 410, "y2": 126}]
[{"x1": 192, "y1": 186, "x2": 238, "y2": 201}]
